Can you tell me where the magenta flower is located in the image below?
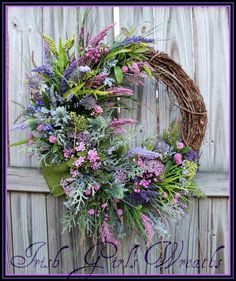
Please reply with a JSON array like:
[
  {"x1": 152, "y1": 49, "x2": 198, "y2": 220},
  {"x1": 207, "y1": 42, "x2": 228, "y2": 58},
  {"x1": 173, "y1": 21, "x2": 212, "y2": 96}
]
[
  {"x1": 75, "y1": 142, "x2": 86, "y2": 152},
  {"x1": 176, "y1": 142, "x2": 185, "y2": 149},
  {"x1": 64, "y1": 148, "x2": 73, "y2": 158},
  {"x1": 84, "y1": 189, "x2": 92, "y2": 197},
  {"x1": 108, "y1": 87, "x2": 133, "y2": 96},
  {"x1": 91, "y1": 183, "x2": 101, "y2": 191},
  {"x1": 88, "y1": 209, "x2": 95, "y2": 216},
  {"x1": 70, "y1": 168, "x2": 79, "y2": 178},
  {"x1": 91, "y1": 105, "x2": 103, "y2": 116},
  {"x1": 74, "y1": 156, "x2": 86, "y2": 167},
  {"x1": 174, "y1": 153, "x2": 183, "y2": 165},
  {"x1": 37, "y1": 124, "x2": 45, "y2": 131},
  {"x1": 139, "y1": 179, "x2": 150, "y2": 188},
  {"x1": 49, "y1": 135, "x2": 57, "y2": 143},
  {"x1": 130, "y1": 62, "x2": 140, "y2": 73},
  {"x1": 87, "y1": 149, "x2": 101, "y2": 170},
  {"x1": 101, "y1": 203, "x2": 108, "y2": 209},
  {"x1": 116, "y1": 209, "x2": 123, "y2": 217},
  {"x1": 109, "y1": 118, "x2": 137, "y2": 134},
  {"x1": 121, "y1": 66, "x2": 129, "y2": 73}
]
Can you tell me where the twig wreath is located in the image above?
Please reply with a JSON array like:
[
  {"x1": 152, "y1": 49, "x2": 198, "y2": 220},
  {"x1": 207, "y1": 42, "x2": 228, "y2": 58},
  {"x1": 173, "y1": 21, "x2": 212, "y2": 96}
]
[{"x1": 11, "y1": 23, "x2": 207, "y2": 246}]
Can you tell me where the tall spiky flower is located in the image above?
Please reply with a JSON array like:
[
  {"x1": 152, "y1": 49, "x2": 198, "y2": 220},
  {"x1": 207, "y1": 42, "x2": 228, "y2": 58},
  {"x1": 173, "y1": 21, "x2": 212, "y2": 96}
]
[
  {"x1": 89, "y1": 23, "x2": 115, "y2": 47},
  {"x1": 141, "y1": 213, "x2": 154, "y2": 246},
  {"x1": 101, "y1": 222, "x2": 119, "y2": 247}
]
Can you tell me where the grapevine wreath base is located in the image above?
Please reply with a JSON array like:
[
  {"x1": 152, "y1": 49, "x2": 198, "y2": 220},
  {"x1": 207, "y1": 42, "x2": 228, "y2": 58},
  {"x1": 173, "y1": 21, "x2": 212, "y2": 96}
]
[{"x1": 11, "y1": 23, "x2": 207, "y2": 246}]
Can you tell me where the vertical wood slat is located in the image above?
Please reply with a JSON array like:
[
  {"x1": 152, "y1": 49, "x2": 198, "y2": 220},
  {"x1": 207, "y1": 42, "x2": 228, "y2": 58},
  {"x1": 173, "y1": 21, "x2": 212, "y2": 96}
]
[
  {"x1": 192, "y1": 8, "x2": 229, "y2": 172},
  {"x1": 7, "y1": 193, "x2": 14, "y2": 274},
  {"x1": 8, "y1": 7, "x2": 43, "y2": 167},
  {"x1": 10, "y1": 192, "x2": 48, "y2": 274},
  {"x1": 199, "y1": 198, "x2": 229, "y2": 274}
]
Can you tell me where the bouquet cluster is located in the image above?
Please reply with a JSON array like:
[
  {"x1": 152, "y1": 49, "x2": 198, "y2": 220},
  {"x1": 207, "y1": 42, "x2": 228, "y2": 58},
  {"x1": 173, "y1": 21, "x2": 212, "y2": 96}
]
[{"x1": 11, "y1": 23, "x2": 202, "y2": 246}]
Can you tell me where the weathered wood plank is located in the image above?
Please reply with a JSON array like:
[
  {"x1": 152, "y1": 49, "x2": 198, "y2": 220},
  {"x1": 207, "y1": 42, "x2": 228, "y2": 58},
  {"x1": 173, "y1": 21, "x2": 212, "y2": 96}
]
[
  {"x1": 192, "y1": 8, "x2": 229, "y2": 172},
  {"x1": 7, "y1": 193, "x2": 14, "y2": 274},
  {"x1": 162, "y1": 199, "x2": 199, "y2": 274},
  {"x1": 198, "y1": 198, "x2": 229, "y2": 274},
  {"x1": 10, "y1": 192, "x2": 49, "y2": 274},
  {"x1": 8, "y1": 7, "x2": 43, "y2": 167},
  {"x1": 7, "y1": 167, "x2": 229, "y2": 197},
  {"x1": 153, "y1": 7, "x2": 194, "y2": 134}
]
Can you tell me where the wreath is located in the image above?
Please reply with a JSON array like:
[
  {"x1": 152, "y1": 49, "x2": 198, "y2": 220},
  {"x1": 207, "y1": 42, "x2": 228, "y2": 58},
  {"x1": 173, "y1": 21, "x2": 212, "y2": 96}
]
[{"x1": 11, "y1": 23, "x2": 207, "y2": 246}]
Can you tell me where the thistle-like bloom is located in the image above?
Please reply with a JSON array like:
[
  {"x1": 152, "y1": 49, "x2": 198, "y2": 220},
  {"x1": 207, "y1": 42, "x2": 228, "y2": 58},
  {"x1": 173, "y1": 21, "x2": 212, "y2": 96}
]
[
  {"x1": 108, "y1": 87, "x2": 133, "y2": 96},
  {"x1": 89, "y1": 23, "x2": 115, "y2": 47},
  {"x1": 184, "y1": 150, "x2": 198, "y2": 161},
  {"x1": 109, "y1": 118, "x2": 137, "y2": 134}
]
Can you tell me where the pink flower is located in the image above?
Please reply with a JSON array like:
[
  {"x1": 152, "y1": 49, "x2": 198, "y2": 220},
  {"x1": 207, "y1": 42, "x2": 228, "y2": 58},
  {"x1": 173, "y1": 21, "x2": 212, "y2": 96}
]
[
  {"x1": 134, "y1": 188, "x2": 141, "y2": 193},
  {"x1": 176, "y1": 142, "x2": 184, "y2": 149},
  {"x1": 92, "y1": 183, "x2": 101, "y2": 191},
  {"x1": 75, "y1": 142, "x2": 85, "y2": 152},
  {"x1": 121, "y1": 66, "x2": 129, "y2": 73},
  {"x1": 174, "y1": 153, "x2": 182, "y2": 165},
  {"x1": 70, "y1": 168, "x2": 79, "y2": 178},
  {"x1": 37, "y1": 124, "x2": 45, "y2": 131},
  {"x1": 87, "y1": 149, "x2": 100, "y2": 162},
  {"x1": 139, "y1": 179, "x2": 150, "y2": 188},
  {"x1": 49, "y1": 135, "x2": 57, "y2": 143},
  {"x1": 173, "y1": 197, "x2": 179, "y2": 204},
  {"x1": 116, "y1": 209, "x2": 123, "y2": 217},
  {"x1": 88, "y1": 209, "x2": 95, "y2": 216},
  {"x1": 74, "y1": 156, "x2": 86, "y2": 167},
  {"x1": 141, "y1": 214, "x2": 154, "y2": 246},
  {"x1": 84, "y1": 189, "x2": 92, "y2": 197},
  {"x1": 101, "y1": 203, "x2": 108, "y2": 209},
  {"x1": 130, "y1": 62, "x2": 140, "y2": 73},
  {"x1": 64, "y1": 148, "x2": 73, "y2": 158},
  {"x1": 104, "y1": 213, "x2": 109, "y2": 221},
  {"x1": 91, "y1": 105, "x2": 103, "y2": 116}
]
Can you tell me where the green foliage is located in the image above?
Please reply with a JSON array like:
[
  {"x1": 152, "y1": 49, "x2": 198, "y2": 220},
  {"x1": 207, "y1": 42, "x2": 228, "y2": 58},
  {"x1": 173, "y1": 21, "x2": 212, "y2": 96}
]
[
  {"x1": 9, "y1": 139, "x2": 28, "y2": 147},
  {"x1": 105, "y1": 182, "x2": 127, "y2": 199},
  {"x1": 41, "y1": 162, "x2": 70, "y2": 196},
  {"x1": 70, "y1": 112, "x2": 88, "y2": 132},
  {"x1": 42, "y1": 34, "x2": 58, "y2": 56},
  {"x1": 113, "y1": 66, "x2": 123, "y2": 83},
  {"x1": 63, "y1": 82, "x2": 85, "y2": 99},
  {"x1": 63, "y1": 35, "x2": 75, "y2": 50},
  {"x1": 57, "y1": 38, "x2": 68, "y2": 73}
]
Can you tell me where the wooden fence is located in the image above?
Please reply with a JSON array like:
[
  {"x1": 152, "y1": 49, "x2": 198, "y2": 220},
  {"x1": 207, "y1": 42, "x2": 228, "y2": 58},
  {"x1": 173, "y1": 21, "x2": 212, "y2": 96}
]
[{"x1": 7, "y1": 6, "x2": 229, "y2": 275}]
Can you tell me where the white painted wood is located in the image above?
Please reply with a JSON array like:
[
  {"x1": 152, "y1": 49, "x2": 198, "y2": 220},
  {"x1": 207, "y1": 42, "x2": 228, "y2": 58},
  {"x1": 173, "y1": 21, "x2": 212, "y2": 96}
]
[
  {"x1": 10, "y1": 192, "x2": 49, "y2": 274},
  {"x1": 192, "y1": 8, "x2": 229, "y2": 172},
  {"x1": 199, "y1": 198, "x2": 229, "y2": 274},
  {"x1": 8, "y1": 7, "x2": 43, "y2": 167}
]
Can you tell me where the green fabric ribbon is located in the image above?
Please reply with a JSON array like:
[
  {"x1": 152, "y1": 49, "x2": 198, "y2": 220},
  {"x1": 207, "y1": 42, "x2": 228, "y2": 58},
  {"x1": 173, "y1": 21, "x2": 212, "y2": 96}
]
[{"x1": 41, "y1": 162, "x2": 70, "y2": 196}]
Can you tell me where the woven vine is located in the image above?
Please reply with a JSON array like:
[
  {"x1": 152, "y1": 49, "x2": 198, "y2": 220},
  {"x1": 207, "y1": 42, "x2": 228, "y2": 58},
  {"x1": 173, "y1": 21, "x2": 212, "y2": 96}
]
[{"x1": 146, "y1": 49, "x2": 207, "y2": 151}]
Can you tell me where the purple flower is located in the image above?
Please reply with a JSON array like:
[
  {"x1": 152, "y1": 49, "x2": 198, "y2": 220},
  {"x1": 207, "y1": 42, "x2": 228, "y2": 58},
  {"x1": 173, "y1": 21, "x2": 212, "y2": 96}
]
[
  {"x1": 154, "y1": 140, "x2": 170, "y2": 154},
  {"x1": 75, "y1": 142, "x2": 86, "y2": 152},
  {"x1": 74, "y1": 156, "x2": 86, "y2": 167},
  {"x1": 61, "y1": 58, "x2": 77, "y2": 93},
  {"x1": 125, "y1": 192, "x2": 147, "y2": 206},
  {"x1": 10, "y1": 123, "x2": 27, "y2": 131},
  {"x1": 127, "y1": 147, "x2": 161, "y2": 160},
  {"x1": 184, "y1": 150, "x2": 198, "y2": 161},
  {"x1": 80, "y1": 95, "x2": 97, "y2": 110},
  {"x1": 32, "y1": 64, "x2": 54, "y2": 80},
  {"x1": 88, "y1": 209, "x2": 95, "y2": 216},
  {"x1": 138, "y1": 158, "x2": 164, "y2": 177},
  {"x1": 114, "y1": 170, "x2": 128, "y2": 184},
  {"x1": 122, "y1": 36, "x2": 154, "y2": 44},
  {"x1": 63, "y1": 148, "x2": 73, "y2": 159},
  {"x1": 79, "y1": 65, "x2": 91, "y2": 74}
]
